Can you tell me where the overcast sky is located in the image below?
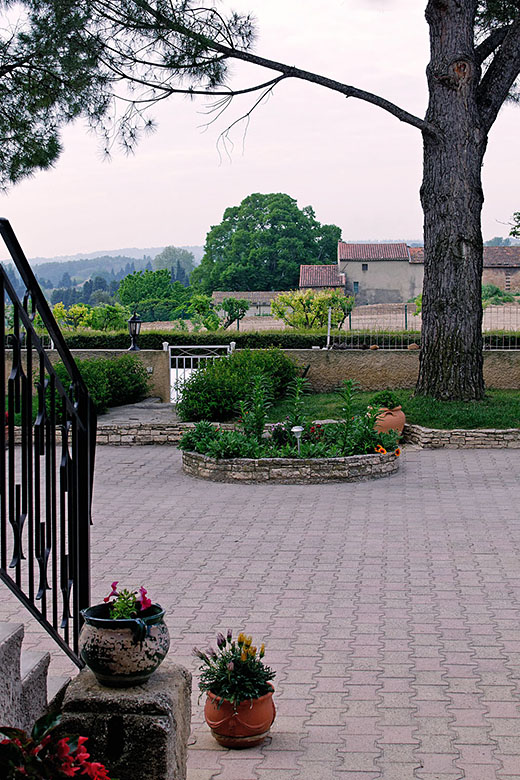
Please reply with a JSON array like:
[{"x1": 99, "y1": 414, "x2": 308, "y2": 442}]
[{"x1": 1, "y1": 0, "x2": 519, "y2": 258}]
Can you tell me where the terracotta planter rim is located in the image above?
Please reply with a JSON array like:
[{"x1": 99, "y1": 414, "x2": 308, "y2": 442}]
[{"x1": 206, "y1": 682, "x2": 275, "y2": 709}]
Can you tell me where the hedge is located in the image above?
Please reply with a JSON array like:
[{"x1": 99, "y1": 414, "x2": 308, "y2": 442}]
[
  {"x1": 62, "y1": 329, "x2": 422, "y2": 350},
  {"x1": 60, "y1": 329, "x2": 520, "y2": 350}
]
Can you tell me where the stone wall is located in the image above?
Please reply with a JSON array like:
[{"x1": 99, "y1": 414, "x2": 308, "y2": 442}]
[
  {"x1": 96, "y1": 422, "x2": 234, "y2": 445},
  {"x1": 482, "y1": 268, "x2": 520, "y2": 292},
  {"x1": 404, "y1": 424, "x2": 520, "y2": 448},
  {"x1": 283, "y1": 349, "x2": 420, "y2": 392},
  {"x1": 182, "y1": 450, "x2": 399, "y2": 484},
  {"x1": 5, "y1": 349, "x2": 171, "y2": 402},
  {"x1": 283, "y1": 349, "x2": 520, "y2": 393}
]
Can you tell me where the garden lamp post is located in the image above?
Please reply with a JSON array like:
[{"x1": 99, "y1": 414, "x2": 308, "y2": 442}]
[
  {"x1": 128, "y1": 311, "x2": 142, "y2": 351},
  {"x1": 291, "y1": 425, "x2": 304, "y2": 456}
]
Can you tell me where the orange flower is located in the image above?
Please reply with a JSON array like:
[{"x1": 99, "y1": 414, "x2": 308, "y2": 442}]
[
  {"x1": 394, "y1": 447, "x2": 401, "y2": 457},
  {"x1": 379, "y1": 447, "x2": 387, "y2": 455}
]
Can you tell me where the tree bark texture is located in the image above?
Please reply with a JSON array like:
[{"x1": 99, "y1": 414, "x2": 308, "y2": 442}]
[{"x1": 417, "y1": 1, "x2": 486, "y2": 400}]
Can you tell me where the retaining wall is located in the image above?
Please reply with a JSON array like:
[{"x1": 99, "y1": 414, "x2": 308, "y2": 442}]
[
  {"x1": 182, "y1": 449, "x2": 399, "y2": 483},
  {"x1": 5, "y1": 349, "x2": 171, "y2": 402},
  {"x1": 283, "y1": 349, "x2": 520, "y2": 393},
  {"x1": 404, "y1": 424, "x2": 520, "y2": 448}
]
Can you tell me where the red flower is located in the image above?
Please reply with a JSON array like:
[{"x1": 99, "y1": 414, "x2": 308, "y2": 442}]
[
  {"x1": 73, "y1": 736, "x2": 90, "y2": 764},
  {"x1": 56, "y1": 738, "x2": 71, "y2": 760},
  {"x1": 82, "y1": 761, "x2": 111, "y2": 779}
]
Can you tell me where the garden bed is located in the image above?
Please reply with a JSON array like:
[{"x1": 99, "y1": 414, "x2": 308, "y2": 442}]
[{"x1": 182, "y1": 449, "x2": 399, "y2": 484}]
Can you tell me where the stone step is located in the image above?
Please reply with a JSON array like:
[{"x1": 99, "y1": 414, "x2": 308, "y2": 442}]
[
  {"x1": 18, "y1": 649, "x2": 50, "y2": 732},
  {"x1": 47, "y1": 674, "x2": 72, "y2": 714},
  {"x1": 0, "y1": 623, "x2": 24, "y2": 726}
]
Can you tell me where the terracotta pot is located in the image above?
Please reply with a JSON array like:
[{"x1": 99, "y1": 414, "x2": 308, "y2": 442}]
[
  {"x1": 79, "y1": 603, "x2": 170, "y2": 687},
  {"x1": 204, "y1": 685, "x2": 276, "y2": 749},
  {"x1": 375, "y1": 405, "x2": 406, "y2": 435}
]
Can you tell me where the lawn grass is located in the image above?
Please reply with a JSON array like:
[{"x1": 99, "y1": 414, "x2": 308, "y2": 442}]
[{"x1": 268, "y1": 388, "x2": 520, "y2": 430}]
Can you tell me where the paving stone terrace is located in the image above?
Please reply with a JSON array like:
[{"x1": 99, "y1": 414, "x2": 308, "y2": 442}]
[{"x1": 2, "y1": 445, "x2": 520, "y2": 779}]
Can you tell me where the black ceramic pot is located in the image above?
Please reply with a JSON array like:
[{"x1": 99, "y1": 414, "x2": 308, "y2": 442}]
[{"x1": 79, "y1": 603, "x2": 170, "y2": 687}]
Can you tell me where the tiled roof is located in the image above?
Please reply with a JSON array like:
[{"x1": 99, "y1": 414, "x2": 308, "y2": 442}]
[
  {"x1": 409, "y1": 247, "x2": 424, "y2": 264},
  {"x1": 299, "y1": 265, "x2": 345, "y2": 288},
  {"x1": 482, "y1": 246, "x2": 520, "y2": 267},
  {"x1": 211, "y1": 291, "x2": 283, "y2": 305},
  {"x1": 409, "y1": 246, "x2": 520, "y2": 267},
  {"x1": 338, "y1": 242, "x2": 410, "y2": 261}
]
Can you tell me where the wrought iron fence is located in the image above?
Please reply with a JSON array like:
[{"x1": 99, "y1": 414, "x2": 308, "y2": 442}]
[
  {"x1": 331, "y1": 302, "x2": 520, "y2": 350},
  {"x1": 0, "y1": 219, "x2": 96, "y2": 666}
]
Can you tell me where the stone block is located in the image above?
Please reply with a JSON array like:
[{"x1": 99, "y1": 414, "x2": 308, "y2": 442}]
[{"x1": 59, "y1": 661, "x2": 191, "y2": 780}]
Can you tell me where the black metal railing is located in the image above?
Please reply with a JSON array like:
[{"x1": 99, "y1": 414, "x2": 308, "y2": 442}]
[{"x1": 0, "y1": 219, "x2": 96, "y2": 666}]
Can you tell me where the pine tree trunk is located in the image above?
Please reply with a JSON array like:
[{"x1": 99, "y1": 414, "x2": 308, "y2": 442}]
[{"x1": 416, "y1": 1, "x2": 486, "y2": 400}]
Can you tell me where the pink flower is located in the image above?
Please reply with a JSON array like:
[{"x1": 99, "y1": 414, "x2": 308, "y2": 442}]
[
  {"x1": 137, "y1": 586, "x2": 152, "y2": 611},
  {"x1": 103, "y1": 582, "x2": 119, "y2": 603}
]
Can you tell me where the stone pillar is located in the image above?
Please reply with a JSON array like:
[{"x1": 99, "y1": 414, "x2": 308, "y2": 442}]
[{"x1": 59, "y1": 661, "x2": 191, "y2": 780}]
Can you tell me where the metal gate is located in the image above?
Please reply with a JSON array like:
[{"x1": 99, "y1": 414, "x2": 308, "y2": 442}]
[{"x1": 169, "y1": 343, "x2": 235, "y2": 402}]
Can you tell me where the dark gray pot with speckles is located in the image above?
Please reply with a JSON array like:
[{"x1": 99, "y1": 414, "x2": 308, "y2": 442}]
[{"x1": 79, "y1": 603, "x2": 170, "y2": 687}]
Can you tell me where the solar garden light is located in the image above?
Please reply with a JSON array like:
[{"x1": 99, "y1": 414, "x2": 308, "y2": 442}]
[
  {"x1": 291, "y1": 425, "x2": 304, "y2": 455},
  {"x1": 127, "y1": 311, "x2": 142, "y2": 351}
]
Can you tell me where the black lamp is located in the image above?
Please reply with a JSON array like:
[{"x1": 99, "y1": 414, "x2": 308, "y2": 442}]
[{"x1": 128, "y1": 311, "x2": 142, "y2": 351}]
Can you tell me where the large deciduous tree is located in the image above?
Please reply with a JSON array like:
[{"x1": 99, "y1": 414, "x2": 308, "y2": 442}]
[
  {"x1": 191, "y1": 193, "x2": 341, "y2": 292},
  {"x1": 4, "y1": 1, "x2": 520, "y2": 398}
]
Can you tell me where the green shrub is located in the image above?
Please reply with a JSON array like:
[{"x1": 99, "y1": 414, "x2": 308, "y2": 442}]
[
  {"x1": 54, "y1": 359, "x2": 110, "y2": 413},
  {"x1": 369, "y1": 390, "x2": 401, "y2": 409},
  {"x1": 176, "y1": 348, "x2": 296, "y2": 422},
  {"x1": 104, "y1": 354, "x2": 150, "y2": 407},
  {"x1": 177, "y1": 421, "x2": 219, "y2": 453},
  {"x1": 53, "y1": 354, "x2": 149, "y2": 414}
]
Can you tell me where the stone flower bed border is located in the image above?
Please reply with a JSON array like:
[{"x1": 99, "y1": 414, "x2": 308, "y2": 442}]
[
  {"x1": 92, "y1": 422, "x2": 520, "y2": 449},
  {"x1": 404, "y1": 424, "x2": 520, "y2": 448},
  {"x1": 181, "y1": 449, "x2": 399, "y2": 484}
]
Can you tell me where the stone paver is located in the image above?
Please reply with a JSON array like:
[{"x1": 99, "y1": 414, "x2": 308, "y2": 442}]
[{"x1": 1, "y1": 445, "x2": 520, "y2": 779}]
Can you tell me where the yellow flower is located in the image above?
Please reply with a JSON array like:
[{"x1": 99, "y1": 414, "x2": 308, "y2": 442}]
[
  {"x1": 244, "y1": 635, "x2": 252, "y2": 648},
  {"x1": 260, "y1": 644, "x2": 265, "y2": 658},
  {"x1": 237, "y1": 633, "x2": 245, "y2": 645},
  {"x1": 241, "y1": 650, "x2": 248, "y2": 662},
  {"x1": 249, "y1": 646, "x2": 257, "y2": 657}
]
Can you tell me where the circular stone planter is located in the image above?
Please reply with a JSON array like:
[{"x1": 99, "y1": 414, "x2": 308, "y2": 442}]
[{"x1": 182, "y1": 450, "x2": 399, "y2": 484}]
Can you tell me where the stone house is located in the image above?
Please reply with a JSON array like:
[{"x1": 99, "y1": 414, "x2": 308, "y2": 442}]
[
  {"x1": 298, "y1": 264, "x2": 346, "y2": 292},
  {"x1": 337, "y1": 242, "x2": 423, "y2": 305},
  {"x1": 315, "y1": 242, "x2": 520, "y2": 305}
]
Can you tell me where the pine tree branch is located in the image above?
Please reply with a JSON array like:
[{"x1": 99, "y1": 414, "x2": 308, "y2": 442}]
[
  {"x1": 103, "y1": 0, "x2": 436, "y2": 135},
  {"x1": 474, "y1": 25, "x2": 509, "y2": 64},
  {"x1": 477, "y1": 16, "x2": 520, "y2": 131}
]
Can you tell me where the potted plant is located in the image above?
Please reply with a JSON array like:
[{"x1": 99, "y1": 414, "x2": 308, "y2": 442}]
[
  {"x1": 79, "y1": 581, "x2": 170, "y2": 688},
  {"x1": 370, "y1": 390, "x2": 406, "y2": 435},
  {"x1": 194, "y1": 631, "x2": 276, "y2": 749},
  {"x1": 0, "y1": 713, "x2": 114, "y2": 779}
]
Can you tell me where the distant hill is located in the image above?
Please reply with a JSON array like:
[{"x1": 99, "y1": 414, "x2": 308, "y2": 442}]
[
  {"x1": 1, "y1": 245, "x2": 204, "y2": 287},
  {"x1": 24, "y1": 245, "x2": 204, "y2": 265}
]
